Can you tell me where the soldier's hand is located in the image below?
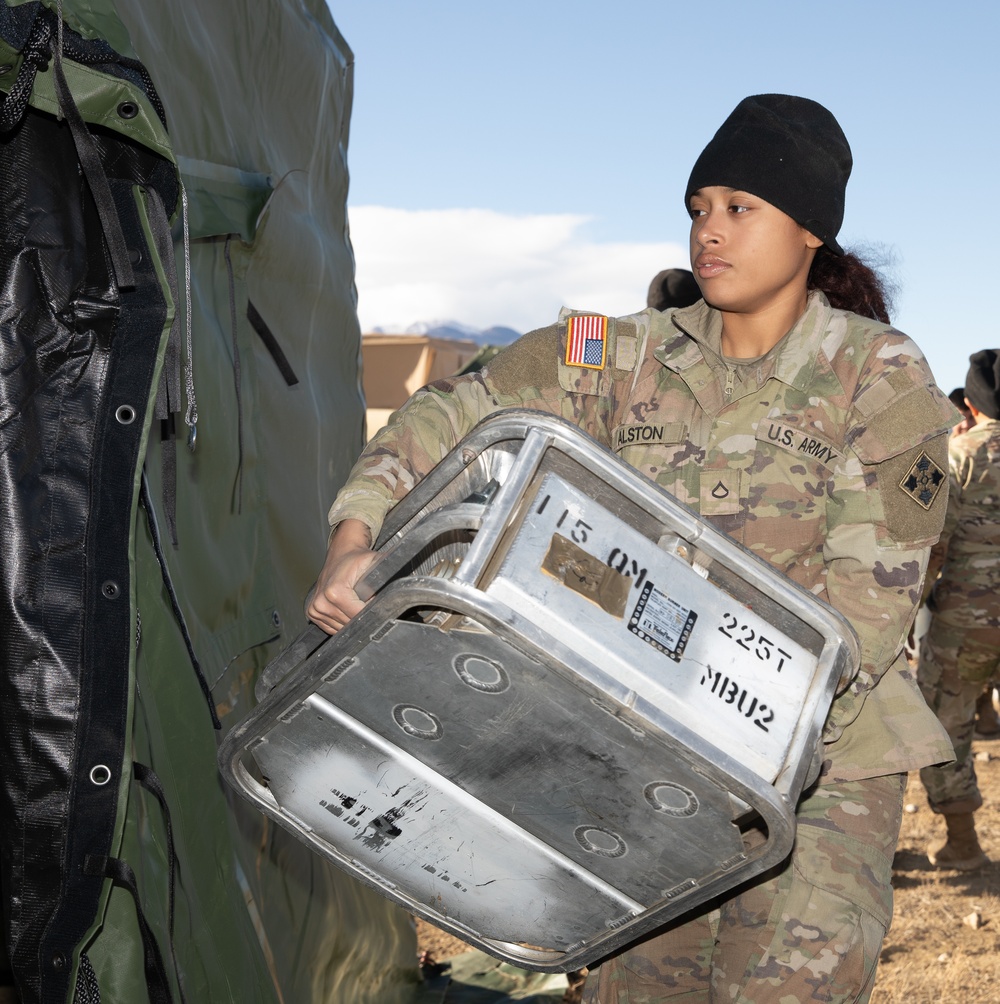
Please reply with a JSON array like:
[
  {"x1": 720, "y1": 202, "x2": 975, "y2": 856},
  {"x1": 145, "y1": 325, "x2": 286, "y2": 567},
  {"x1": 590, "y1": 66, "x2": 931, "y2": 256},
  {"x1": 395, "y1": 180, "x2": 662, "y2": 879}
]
[{"x1": 307, "y1": 519, "x2": 377, "y2": 634}]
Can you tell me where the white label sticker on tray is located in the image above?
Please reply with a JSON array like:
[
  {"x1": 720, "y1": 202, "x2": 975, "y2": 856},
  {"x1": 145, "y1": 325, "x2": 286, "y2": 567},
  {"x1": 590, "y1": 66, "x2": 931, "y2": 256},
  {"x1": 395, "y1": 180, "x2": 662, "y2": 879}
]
[{"x1": 628, "y1": 581, "x2": 697, "y2": 662}]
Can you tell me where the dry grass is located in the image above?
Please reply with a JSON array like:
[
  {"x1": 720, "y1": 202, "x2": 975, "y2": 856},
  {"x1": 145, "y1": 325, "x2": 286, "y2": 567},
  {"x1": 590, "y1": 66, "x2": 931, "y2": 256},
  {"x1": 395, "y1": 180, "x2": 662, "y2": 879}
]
[{"x1": 416, "y1": 740, "x2": 1000, "y2": 1003}]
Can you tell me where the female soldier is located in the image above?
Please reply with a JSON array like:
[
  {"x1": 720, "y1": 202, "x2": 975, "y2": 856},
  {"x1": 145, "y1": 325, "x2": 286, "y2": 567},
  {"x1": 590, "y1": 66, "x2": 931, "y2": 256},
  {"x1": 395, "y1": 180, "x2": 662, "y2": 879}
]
[{"x1": 308, "y1": 95, "x2": 956, "y2": 1002}]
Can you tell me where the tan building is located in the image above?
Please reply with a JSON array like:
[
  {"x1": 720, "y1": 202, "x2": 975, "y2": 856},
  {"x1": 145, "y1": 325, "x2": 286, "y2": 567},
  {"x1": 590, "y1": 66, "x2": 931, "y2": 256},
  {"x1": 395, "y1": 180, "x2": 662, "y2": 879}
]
[{"x1": 362, "y1": 333, "x2": 484, "y2": 439}]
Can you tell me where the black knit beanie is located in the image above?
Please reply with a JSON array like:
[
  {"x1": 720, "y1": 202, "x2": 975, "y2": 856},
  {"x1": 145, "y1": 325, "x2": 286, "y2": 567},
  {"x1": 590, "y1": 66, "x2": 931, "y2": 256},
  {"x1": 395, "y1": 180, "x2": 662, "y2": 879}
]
[
  {"x1": 685, "y1": 94, "x2": 852, "y2": 255},
  {"x1": 964, "y1": 350, "x2": 1000, "y2": 420}
]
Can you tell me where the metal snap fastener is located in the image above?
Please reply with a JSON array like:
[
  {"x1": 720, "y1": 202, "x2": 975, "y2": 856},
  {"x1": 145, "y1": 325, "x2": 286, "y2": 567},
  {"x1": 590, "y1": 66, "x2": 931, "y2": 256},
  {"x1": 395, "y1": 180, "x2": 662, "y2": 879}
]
[
  {"x1": 115, "y1": 404, "x2": 136, "y2": 425},
  {"x1": 89, "y1": 764, "x2": 112, "y2": 786},
  {"x1": 128, "y1": 247, "x2": 142, "y2": 264},
  {"x1": 271, "y1": 609, "x2": 281, "y2": 628},
  {"x1": 392, "y1": 704, "x2": 443, "y2": 740},
  {"x1": 643, "y1": 780, "x2": 699, "y2": 817},
  {"x1": 454, "y1": 653, "x2": 509, "y2": 694},
  {"x1": 574, "y1": 825, "x2": 627, "y2": 858},
  {"x1": 51, "y1": 952, "x2": 66, "y2": 970},
  {"x1": 101, "y1": 581, "x2": 120, "y2": 600},
  {"x1": 117, "y1": 101, "x2": 139, "y2": 119}
]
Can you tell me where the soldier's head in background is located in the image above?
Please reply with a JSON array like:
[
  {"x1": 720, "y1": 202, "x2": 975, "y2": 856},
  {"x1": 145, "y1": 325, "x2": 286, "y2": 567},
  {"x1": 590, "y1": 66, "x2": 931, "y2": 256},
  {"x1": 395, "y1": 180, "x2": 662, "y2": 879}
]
[
  {"x1": 964, "y1": 350, "x2": 1000, "y2": 422},
  {"x1": 948, "y1": 387, "x2": 973, "y2": 437},
  {"x1": 647, "y1": 268, "x2": 701, "y2": 311}
]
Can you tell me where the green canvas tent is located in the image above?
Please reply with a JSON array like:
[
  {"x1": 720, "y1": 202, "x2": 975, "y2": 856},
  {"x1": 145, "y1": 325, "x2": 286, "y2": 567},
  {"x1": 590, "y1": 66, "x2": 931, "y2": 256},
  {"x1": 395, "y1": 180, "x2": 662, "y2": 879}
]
[{"x1": 0, "y1": 1, "x2": 418, "y2": 1000}]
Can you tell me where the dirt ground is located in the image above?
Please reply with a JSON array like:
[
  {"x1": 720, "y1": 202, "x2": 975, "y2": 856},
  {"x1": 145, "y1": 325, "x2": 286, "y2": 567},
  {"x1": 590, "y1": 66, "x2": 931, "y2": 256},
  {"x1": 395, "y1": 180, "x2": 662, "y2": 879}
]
[
  {"x1": 416, "y1": 727, "x2": 1000, "y2": 1003},
  {"x1": 871, "y1": 731, "x2": 999, "y2": 1004}
]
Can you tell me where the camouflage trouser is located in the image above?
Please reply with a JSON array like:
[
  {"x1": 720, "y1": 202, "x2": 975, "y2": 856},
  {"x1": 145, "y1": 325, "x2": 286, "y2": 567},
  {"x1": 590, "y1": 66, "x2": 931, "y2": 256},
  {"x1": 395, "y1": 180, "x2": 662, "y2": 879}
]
[
  {"x1": 917, "y1": 615, "x2": 1000, "y2": 812},
  {"x1": 581, "y1": 774, "x2": 905, "y2": 1003}
]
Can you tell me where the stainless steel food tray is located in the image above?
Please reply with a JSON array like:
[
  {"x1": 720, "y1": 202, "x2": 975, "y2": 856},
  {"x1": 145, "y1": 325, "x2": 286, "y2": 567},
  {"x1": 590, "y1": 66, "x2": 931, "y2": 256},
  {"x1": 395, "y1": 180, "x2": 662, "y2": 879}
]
[{"x1": 219, "y1": 410, "x2": 859, "y2": 972}]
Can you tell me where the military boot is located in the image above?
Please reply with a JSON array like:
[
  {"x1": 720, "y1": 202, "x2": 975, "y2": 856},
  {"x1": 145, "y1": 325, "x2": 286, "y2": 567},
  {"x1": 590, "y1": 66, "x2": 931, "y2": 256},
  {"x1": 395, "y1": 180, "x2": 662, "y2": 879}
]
[
  {"x1": 975, "y1": 687, "x2": 1000, "y2": 736},
  {"x1": 928, "y1": 812, "x2": 990, "y2": 871}
]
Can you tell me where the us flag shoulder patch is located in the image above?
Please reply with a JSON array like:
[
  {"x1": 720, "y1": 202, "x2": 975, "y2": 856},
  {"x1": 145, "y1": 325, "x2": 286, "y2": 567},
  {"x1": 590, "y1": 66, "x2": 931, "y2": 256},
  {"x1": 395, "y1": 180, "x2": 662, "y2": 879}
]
[{"x1": 565, "y1": 314, "x2": 608, "y2": 370}]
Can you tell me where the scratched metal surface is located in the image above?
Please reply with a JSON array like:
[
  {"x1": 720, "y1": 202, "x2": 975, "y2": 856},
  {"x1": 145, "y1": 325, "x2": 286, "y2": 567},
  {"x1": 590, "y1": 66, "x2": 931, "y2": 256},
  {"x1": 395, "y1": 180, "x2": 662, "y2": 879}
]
[{"x1": 251, "y1": 617, "x2": 749, "y2": 950}]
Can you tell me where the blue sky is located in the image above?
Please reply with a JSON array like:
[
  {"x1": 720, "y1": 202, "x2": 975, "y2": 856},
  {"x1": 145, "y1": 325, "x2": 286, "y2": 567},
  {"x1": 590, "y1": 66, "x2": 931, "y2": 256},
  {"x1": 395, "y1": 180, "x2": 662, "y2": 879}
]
[{"x1": 329, "y1": 1, "x2": 998, "y2": 395}]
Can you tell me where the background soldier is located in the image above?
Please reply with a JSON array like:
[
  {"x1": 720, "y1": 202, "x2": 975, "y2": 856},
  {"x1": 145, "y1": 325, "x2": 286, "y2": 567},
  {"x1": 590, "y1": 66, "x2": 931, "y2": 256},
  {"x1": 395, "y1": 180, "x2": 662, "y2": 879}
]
[
  {"x1": 646, "y1": 267, "x2": 701, "y2": 310},
  {"x1": 948, "y1": 386, "x2": 974, "y2": 437},
  {"x1": 918, "y1": 349, "x2": 1000, "y2": 870}
]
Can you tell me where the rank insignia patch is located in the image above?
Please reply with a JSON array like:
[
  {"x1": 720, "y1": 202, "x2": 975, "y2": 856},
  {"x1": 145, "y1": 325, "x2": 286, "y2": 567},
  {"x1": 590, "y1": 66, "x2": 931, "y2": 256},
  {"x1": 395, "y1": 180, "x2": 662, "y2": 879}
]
[
  {"x1": 899, "y1": 451, "x2": 946, "y2": 509},
  {"x1": 565, "y1": 315, "x2": 608, "y2": 370}
]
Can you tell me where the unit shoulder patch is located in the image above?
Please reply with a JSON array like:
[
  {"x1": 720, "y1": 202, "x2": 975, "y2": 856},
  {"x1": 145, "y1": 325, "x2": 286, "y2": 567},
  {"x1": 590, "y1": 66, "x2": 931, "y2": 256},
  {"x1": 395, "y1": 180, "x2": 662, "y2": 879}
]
[
  {"x1": 565, "y1": 314, "x2": 608, "y2": 370},
  {"x1": 899, "y1": 450, "x2": 946, "y2": 510}
]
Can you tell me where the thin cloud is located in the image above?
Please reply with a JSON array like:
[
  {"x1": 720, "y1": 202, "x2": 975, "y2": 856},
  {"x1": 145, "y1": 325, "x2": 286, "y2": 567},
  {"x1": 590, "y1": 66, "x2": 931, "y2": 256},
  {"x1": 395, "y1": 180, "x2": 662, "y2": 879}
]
[{"x1": 349, "y1": 206, "x2": 689, "y2": 334}]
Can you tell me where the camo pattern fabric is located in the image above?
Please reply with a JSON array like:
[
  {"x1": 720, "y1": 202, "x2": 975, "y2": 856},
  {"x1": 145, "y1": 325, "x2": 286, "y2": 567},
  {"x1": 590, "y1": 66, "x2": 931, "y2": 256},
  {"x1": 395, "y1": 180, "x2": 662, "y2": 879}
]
[
  {"x1": 917, "y1": 418, "x2": 1000, "y2": 810},
  {"x1": 329, "y1": 291, "x2": 956, "y2": 780},
  {"x1": 580, "y1": 774, "x2": 906, "y2": 1004},
  {"x1": 917, "y1": 622, "x2": 992, "y2": 811}
]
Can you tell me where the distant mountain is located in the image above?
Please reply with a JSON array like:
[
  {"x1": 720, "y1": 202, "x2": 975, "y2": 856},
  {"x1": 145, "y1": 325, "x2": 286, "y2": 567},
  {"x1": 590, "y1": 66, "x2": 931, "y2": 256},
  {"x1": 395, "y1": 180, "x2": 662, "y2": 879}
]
[{"x1": 370, "y1": 320, "x2": 522, "y2": 346}]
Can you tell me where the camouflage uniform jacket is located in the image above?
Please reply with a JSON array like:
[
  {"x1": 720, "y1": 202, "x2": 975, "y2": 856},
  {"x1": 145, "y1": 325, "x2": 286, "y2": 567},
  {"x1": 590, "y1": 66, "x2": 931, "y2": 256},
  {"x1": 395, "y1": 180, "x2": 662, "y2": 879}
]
[
  {"x1": 926, "y1": 418, "x2": 1000, "y2": 626},
  {"x1": 330, "y1": 291, "x2": 956, "y2": 782}
]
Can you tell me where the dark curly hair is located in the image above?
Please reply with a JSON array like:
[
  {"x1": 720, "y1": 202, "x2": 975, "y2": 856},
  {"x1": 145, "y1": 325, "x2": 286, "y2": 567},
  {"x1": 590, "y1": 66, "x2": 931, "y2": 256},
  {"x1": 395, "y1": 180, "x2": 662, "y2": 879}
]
[{"x1": 808, "y1": 245, "x2": 893, "y2": 325}]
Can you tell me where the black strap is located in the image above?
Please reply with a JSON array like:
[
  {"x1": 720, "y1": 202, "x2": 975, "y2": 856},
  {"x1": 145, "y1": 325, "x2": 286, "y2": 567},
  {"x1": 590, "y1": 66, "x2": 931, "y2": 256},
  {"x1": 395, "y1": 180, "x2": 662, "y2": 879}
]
[
  {"x1": 140, "y1": 475, "x2": 222, "y2": 730},
  {"x1": 48, "y1": 33, "x2": 135, "y2": 290},
  {"x1": 83, "y1": 856, "x2": 173, "y2": 1004},
  {"x1": 247, "y1": 301, "x2": 299, "y2": 386},
  {"x1": 224, "y1": 237, "x2": 244, "y2": 513},
  {"x1": 159, "y1": 421, "x2": 179, "y2": 547},
  {"x1": 133, "y1": 763, "x2": 187, "y2": 1004}
]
